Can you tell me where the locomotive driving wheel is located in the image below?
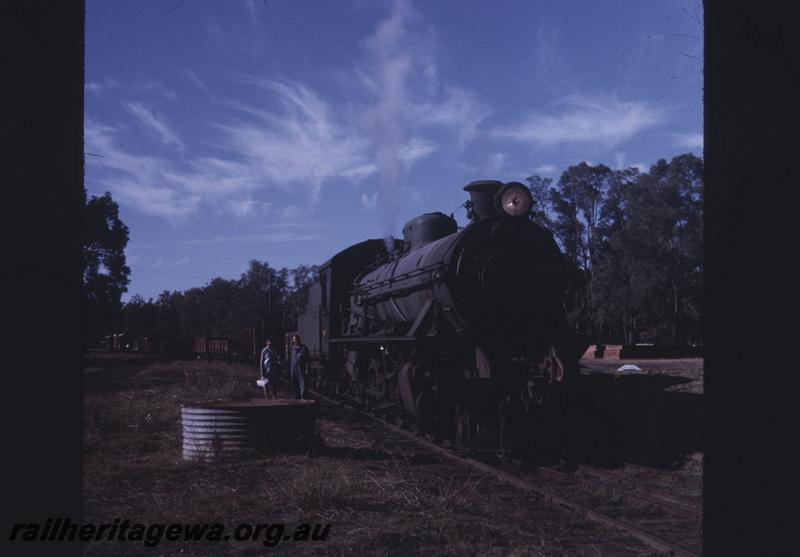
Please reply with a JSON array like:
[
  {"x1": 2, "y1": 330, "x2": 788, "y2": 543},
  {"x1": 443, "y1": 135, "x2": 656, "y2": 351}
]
[
  {"x1": 454, "y1": 404, "x2": 471, "y2": 448},
  {"x1": 498, "y1": 397, "x2": 511, "y2": 456},
  {"x1": 498, "y1": 396, "x2": 528, "y2": 457},
  {"x1": 366, "y1": 357, "x2": 388, "y2": 409},
  {"x1": 541, "y1": 347, "x2": 565, "y2": 384}
]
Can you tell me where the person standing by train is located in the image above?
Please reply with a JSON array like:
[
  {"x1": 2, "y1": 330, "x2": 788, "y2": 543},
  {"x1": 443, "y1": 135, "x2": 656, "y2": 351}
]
[
  {"x1": 259, "y1": 338, "x2": 279, "y2": 399},
  {"x1": 289, "y1": 334, "x2": 309, "y2": 399}
]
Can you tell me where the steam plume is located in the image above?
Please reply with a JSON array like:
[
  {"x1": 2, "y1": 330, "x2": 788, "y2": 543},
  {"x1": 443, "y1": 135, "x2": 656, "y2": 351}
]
[{"x1": 364, "y1": 0, "x2": 413, "y2": 252}]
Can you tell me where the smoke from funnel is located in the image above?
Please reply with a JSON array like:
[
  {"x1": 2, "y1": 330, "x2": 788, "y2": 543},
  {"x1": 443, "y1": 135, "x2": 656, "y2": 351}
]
[{"x1": 365, "y1": 0, "x2": 413, "y2": 253}]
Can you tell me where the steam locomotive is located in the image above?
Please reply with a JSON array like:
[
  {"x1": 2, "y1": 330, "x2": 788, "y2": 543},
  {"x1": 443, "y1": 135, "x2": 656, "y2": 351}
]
[{"x1": 298, "y1": 180, "x2": 589, "y2": 452}]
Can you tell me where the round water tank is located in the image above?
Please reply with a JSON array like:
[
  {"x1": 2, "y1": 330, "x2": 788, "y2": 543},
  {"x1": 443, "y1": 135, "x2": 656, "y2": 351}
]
[{"x1": 181, "y1": 399, "x2": 317, "y2": 462}]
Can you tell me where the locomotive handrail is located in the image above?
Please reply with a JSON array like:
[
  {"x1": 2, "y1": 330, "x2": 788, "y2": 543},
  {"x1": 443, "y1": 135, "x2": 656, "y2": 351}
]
[
  {"x1": 353, "y1": 246, "x2": 404, "y2": 283},
  {"x1": 353, "y1": 262, "x2": 447, "y2": 295},
  {"x1": 356, "y1": 261, "x2": 423, "y2": 292},
  {"x1": 357, "y1": 283, "x2": 434, "y2": 305},
  {"x1": 328, "y1": 335, "x2": 425, "y2": 344}
]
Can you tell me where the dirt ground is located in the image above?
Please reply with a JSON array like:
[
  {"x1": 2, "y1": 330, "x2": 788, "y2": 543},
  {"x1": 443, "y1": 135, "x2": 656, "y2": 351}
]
[
  {"x1": 84, "y1": 358, "x2": 701, "y2": 555},
  {"x1": 579, "y1": 357, "x2": 704, "y2": 395},
  {"x1": 571, "y1": 357, "x2": 703, "y2": 472}
]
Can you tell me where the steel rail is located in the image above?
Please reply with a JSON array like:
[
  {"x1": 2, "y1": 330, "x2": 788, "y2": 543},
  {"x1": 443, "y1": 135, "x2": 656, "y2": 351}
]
[
  {"x1": 530, "y1": 464, "x2": 701, "y2": 517},
  {"x1": 575, "y1": 466, "x2": 701, "y2": 516},
  {"x1": 311, "y1": 390, "x2": 700, "y2": 557}
]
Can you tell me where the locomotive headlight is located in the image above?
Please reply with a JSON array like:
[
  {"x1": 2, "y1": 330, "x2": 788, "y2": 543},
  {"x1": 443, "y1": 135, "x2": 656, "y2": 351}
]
[{"x1": 496, "y1": 182, "x2": 533, "y2": 217}]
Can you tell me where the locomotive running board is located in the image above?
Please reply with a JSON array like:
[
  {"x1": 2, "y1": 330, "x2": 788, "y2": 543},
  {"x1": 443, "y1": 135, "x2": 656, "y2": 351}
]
[{"x1": 329, "y1": 336, "x2": 423, "y2": 344}]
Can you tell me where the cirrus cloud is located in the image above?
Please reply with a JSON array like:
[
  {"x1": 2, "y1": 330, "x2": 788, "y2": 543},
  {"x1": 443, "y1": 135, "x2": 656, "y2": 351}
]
[
  {"x1": 124, "y1": 102, "x2": 183, "y2": 148},
  {"x1": 670, "y1": 132, "x2": 703, "y2": 150},
  {"x1": 492, "y1": 94, "x2": 665, "y2": 148}
]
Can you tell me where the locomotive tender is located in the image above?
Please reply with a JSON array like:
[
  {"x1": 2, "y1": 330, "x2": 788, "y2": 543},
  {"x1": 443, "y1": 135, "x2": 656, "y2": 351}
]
[{"x1": 298, "y1": 180, "x2": 589, "y2": 451}]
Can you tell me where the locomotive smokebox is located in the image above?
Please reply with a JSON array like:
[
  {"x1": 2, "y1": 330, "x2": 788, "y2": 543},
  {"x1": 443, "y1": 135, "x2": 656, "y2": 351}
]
[
  {"x1": 402, "y1": 212, "x2": 458, "y2": 250},
  {"x1": 464, "y1": 180, "x2": 503, "y2": 221}
]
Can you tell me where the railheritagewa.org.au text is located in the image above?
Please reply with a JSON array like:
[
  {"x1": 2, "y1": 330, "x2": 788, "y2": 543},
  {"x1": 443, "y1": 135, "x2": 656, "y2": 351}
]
[{"x1": 9, "y1": 518, "x2": 331, "y2": 547}]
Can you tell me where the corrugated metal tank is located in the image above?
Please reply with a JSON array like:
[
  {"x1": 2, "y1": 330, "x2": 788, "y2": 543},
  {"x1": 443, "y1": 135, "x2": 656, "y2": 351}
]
[{"x1": 181, "y1": 399, "x2": 317, "y2": 462}]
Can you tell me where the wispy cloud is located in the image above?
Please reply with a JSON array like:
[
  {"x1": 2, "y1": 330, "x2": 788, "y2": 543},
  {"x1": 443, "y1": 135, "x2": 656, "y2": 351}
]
[
  {"x1": 116, "y1": 181, "x2": 200, "y2": 219},
  {"x1": 87, "y1": 78, "x2": 176, "y2": 101},
  {"x1": 86, "y1": 78, "x2": 121, "y2": 96},
  {"x1": 169, "y1": 257, "x2": 192, "y2": 267},
  {"x1": 84, "y1": 120, "x2": 200, "y2": 219},
  {"x1": 614, "y1": 151, "x2": 626, "y2": 170},
  {"x1": 488, "y1": 153, "x2": 506, "y2": 173},
  {"x1": 492, "y1": 94, "x2": 665, "y2": 148},
  {"x1": 671, "y1": 132, "x2": 703, "y2": 150},
  {"x1": 361, "y1": 191, "x2": 378, "y2": 210},
  {"x1": 219, "y1": 79, "x2": 378, "y2": 202},
  {"x1": 455, "y1": 152, "x2": 512, "y2": 178},
  {"x1": 134, "y1": 80, "x2": 178, "y2": 102},
  {"x1": 85, "y1": 1, "x2": 490, "y2": 228},
  {"x1": 226, "y1": 197, "x2": 258, "y2": 217},
  {"x1": 612, "y1": 152, "x2": 646, "y2": 172},
  {"x1": 534, "y1": 25, "x2": 579, "y2": 95},
  {"x1": 244, "y1": 0, "x2": 258, "y2": 24},
  {"x1": 124, "y1": 102, "x2": 183, "y2": 148},
  {"x1": 130, "y1": 231, "x2": 318, "y2": 250},
  {"x1": 86, "y1": 77, "x2": 383, "y2": 221},
  {"x1": 399, "y1": 137, "x2": 438, "y2": 162},
  {"x1": 410, "y1": 86, "x2": 492, "y2": 149},
  {"x1": 183, "y1": 69, "x2": 210, "y2": 94},
  {"x1": 207, "y1": 20, "x2": 225, "y2": 46},
  {"x1": 533, "y1": 163, "x2": 557, "y2": 175}
]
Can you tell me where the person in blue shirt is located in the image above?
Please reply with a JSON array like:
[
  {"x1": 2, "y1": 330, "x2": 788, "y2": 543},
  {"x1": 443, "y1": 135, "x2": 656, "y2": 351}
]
[
  {"x1": 259, "y1": 338, "x2": 279, "y2": 399},
  {"x1": 289, "y1": 334, "x2": 309, "y2": 399}
]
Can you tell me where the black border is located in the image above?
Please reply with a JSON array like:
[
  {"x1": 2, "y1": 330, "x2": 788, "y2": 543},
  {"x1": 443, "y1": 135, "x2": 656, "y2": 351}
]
[
  {"x1": 2, "y1": 1, "x2": 797, "y2": 555},
  {"x1": 2, "y1": 2, "x2": 84, "y2": 555},
  {"x1": 705, "y1": 1, "x2": 797, "y2": 554}
]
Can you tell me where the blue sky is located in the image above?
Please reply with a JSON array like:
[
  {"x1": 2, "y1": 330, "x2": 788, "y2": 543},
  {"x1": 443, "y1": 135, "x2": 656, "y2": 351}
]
[{"x1": 84, "y1": 0, "x2": 703, "y2": 301}]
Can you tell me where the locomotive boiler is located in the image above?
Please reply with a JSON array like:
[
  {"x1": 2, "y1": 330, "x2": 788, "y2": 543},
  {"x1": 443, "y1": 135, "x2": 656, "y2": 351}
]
[{"x1": 297, "y1": 180, "x2": 589, "y2": 453}]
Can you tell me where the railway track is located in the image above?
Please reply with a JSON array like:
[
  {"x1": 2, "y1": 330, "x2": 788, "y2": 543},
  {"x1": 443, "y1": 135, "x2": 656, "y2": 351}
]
[
  {"x1": 602, "y1": 461, "x2": 703, "y2": 503},
  {"x1": 553, "y1": 465, "x2": 701, "y2": 517},
  {"x1": 312, "y1": 390, "x2": 702, "y2": 556},
  {"x1": 489, "y1": 461, "x2": 702, "y2": 556}
]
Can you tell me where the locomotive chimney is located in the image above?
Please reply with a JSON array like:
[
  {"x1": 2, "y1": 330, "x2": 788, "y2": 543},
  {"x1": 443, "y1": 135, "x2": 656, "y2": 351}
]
[{"x1": 463, "y1": 180, "x2": 503, "y2": 222}]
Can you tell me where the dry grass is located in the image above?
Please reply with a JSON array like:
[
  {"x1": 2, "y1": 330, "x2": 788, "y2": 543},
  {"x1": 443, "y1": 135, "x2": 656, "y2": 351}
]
[
  {"x1": 580, "y1": 357, "x2": 704, "y2": 395},
  {"x1": 84, "y1": 359, "x2": 656, "y2": 556}
]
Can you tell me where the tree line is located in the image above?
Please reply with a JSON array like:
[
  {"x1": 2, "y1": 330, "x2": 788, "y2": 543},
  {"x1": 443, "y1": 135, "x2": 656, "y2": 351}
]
[
  {"x1": 83, "y1": 152, "x2": 701, "y2": 348},
  {"x1": 118, "y1": 262, "x2": 318, "y2": 346},
  {"x1": 82, "y1": 188, "x2": 318, "y2": 347},
  {"x1": 527, "y1": 153, "x2": 702, "y2": 345}
]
